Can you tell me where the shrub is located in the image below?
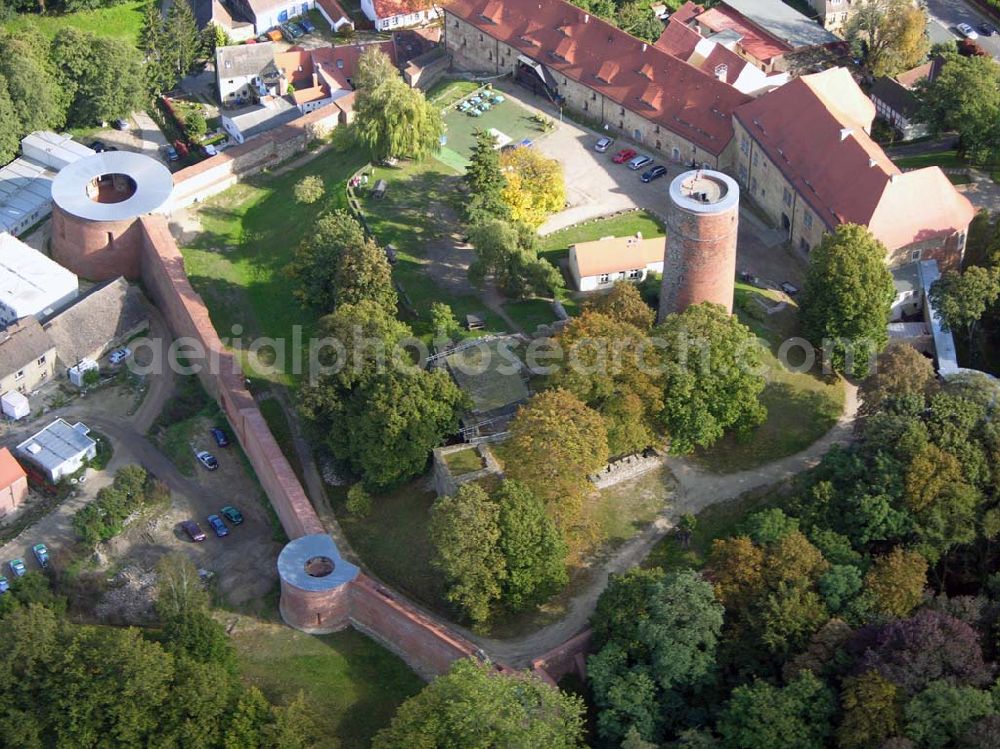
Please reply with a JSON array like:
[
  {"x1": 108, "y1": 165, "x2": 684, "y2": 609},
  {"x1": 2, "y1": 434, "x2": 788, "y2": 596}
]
[
  {"x1": 294, "y1": 175, "x2": 325, "y2": 205},
  {"x1": 346, "y1": 483, "x2": 372, "y2": 517},
  {"x1": 184, "y1": 110, "x2": 207, "y2": 139},
  {"x1": 71, "y1": 465, "x2": 157, "y2": 546}
]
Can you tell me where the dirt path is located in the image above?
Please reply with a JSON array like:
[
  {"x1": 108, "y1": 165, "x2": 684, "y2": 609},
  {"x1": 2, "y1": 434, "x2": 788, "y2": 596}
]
[{"x1": 461, "y1": 380, "x2": 858, "y2": 666}]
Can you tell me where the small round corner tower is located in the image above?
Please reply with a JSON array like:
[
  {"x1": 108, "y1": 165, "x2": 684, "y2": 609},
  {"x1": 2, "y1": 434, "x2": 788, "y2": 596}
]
[
  {"x1": 659, "y1": 169, "x2": 739, "y2": 321},
  {"x1": 278, "y1": 534, "x2": 359, "y2": 634}
]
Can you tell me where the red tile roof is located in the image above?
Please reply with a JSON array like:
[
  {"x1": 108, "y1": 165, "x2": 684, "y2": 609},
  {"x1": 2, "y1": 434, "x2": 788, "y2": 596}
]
[
  {"x1": 696, "y1": 5, "x2": 790, "y2": 64},
  {"x1": 317, "y1": 0, "x2": 351, "y2": 22},
  {"x1": 669, "y1": 0, "x2": 704, "y2": 26},
  {"x1": 371, "y1": 0, "x2": 435, "y2": 20},
  {"x1": 735, "y1": 69, "x2": 974, "y2": 249},
  {"x1": 0, "y1": 448, "x2": 25, "y2": 490},
  {"x1": 654, "y1": 15, "x2": 702, "y2": 58},
  {"x1": 445, "y1": 0, "x2": 752, "y2": 155},
  {"x1": 657, "y1": 17, "x2": 755, "y2": 87}
]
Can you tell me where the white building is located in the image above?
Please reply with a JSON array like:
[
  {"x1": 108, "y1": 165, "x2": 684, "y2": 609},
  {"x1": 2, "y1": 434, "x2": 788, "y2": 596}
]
[
  {"x1": 0, "y1": 132, "x2": 94, "y2": 236},
  {"x1": 0, "y1": 233, "x2": 78, "y2": 326},
  {"x1": 17, "y1": 418, "x2": 97, "y2": 483},
  {"x1": 361, "y1": 0, "x2": 439, "y2": 31},
  {"x1": 568, "y1": 233, "x2": 666, "y2": 292},
  {"x1": 216, "y1": 42, "x2": 282, "y2": 106}
]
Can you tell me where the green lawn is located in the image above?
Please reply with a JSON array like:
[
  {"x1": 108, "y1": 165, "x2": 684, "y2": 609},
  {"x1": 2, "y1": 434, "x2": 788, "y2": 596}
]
[
  {"x1": 233, "y1": 623, "x2": 423, "y2": 749},
  {"x1": 427, "y1": 79, "x2": 481, "y2": 109},
  {"x1": 3, "y1": 1, "x2": 146, "y2": 43},
  {"x1": 503, "y1": 298, "x2": 559, "y2": 332},
  {"x1": 691, "y1": 284, "x2": 844, "y2": 473},
  {"x1": 181, "y1": 144, "x2": 367, "y2": 386},
  {"x1": 891, "y1": 149, "x2": 967, "y2": 171},
  {"x1": 538, "y1": 210, "x2": 666, "y2": 261},
  {"x1": 437, "y1": 95, "x2": 541, "y2": 170},
  {"x1": 443, "y1": 447, "x2": 484, "y2": 475}
]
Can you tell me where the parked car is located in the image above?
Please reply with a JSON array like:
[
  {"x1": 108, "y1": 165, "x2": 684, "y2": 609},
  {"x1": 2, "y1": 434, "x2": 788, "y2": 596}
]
[
  {"x1": 957, "y1": 23, "x2": 978, "y2": 39},
  {"x1": 298, "y1": 17, "x2": 316, "y2": 32},
  {"x1": 164, "y1": 144, "x2": 180, "y2": 162},
  {"x1": 203, "y1": 144, "x2": 218, "y2": 157},
  {"x1": 221, "y1": 506, "x2": 244, "y2": 525},
  {"x1": 780, "y1": 281, "x2": 800, "y2": 296},
  {"x1": 8, "y1": 559, "x2": 26, "y2": 578},
  {"x1": 181, "y1": 520, "x2": 206, "y2": 542},
  {"x1": 196, "y1": 451, "x2": 219, "y2": 471},
  {"x1": 595, "y1": 136, "x2": 614, "y2": 152},
  {"x1": 32, "y1": 543, "x2": 49, "y2": 569},
  {"x1": 108, "y1": 347, "x2": 132, "y2": 365},
  {"x1": 210, "y1": 427, "x2": 230, "y2": 447},
  {"x1": 0, "y1": 576, "x2": 8, "y2": 594},
  {"x1": 627, "y1": 155, "x2": 653, "y2": 171},
  {"x1": 90, "y1": 141, "x2": 107, "y2": 153},
  {"x1": 979, "y1": 22, "x2": 997, "y2": 35},
  {"x1": 640, "y1": 164, "x2": 668, "y2": 183},
  {"x1": 612, "y1": 148, "x2": 637, "y2": 164},
  {"x1": 112, "y1": 118, "x2": 130, "y2": 130},
  {"x1": 207, "y1": 514, "x2": 229, "y2": 538}
]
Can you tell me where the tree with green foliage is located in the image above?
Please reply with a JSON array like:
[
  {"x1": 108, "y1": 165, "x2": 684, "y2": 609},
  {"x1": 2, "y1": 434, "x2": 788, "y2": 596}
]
[
  {"x1": 837, "y1": 670, "x2": 902, "y2": 749},
  {"x1": 818, "y1": 564, "x2": 864, "y2": 614},
  {"x1": 467, "y1": 218, "x2": 563, "y2": 299},
  {"x1": 51, "y1": 29, "x2": 145, "y2": 127},
  {"x1": 430, "y1": 301, "x2": 461, "y2": 340},
  {"x1": 863, "y1": 547, "x2": 927, "y2": 618},
  {"x1": 800, "y1": 224, "x2": 895, "y2": 378},
  {"x1": 589, "y1": 569, "x2": 723, "y2": 744},
  {"x1": 0, "y1": 30, "x2": 66, "y2": 137},
  {"x1": 140, "y1": 0, "x2": 173, "y2": 93},
  {"x1": 293, "y1": 175, "x2": 325, "y2": 204},
  {"x1": 845, "y1": 0, "x2": 929, "y2": 78},
  {"x1": 345, "y1": 483, "x2": 372, "y2": 516},
  {"x1": 919, "y1": 53, "x2": 1000, "y2": 162},
  {"x1": 464, "y1": 128, "x2": 510, "y2": 222},
  {"x1": 618, "y1": 0, "x2": 663, "y2": 41},
  {"x1": 165, "y1": 0, "x2": 202, "y2": 82},
  {"x1": 373, "y1": 658, "x2": 586, "y2": 748},
  {"x1": 505, "y1": 389, "x2": 609, "y2": 534},
  {"x1": 494, "y1": 479, "x2": 568, "y2": 611},
  {"x1": 287, "y1": 210, "x2": 397, "y2": 315},
  {"x1": 202, "y1": 22, "x2": 232, "y2": 55},
  {"x1": 929, "y1": 265, "x2": 1000, "y2": 351},
  {"x1": 589, "y1": 280, "x2": 656, "y2": 331},
  {"x1": 904, "y1": 681, "x2": 997, "y2": 749},
  {"x1": 0, "y1": 75, "x2": 21, "y2": 164},
  {"x1": 354, "y1": 47, "x2": 442, "y2": 161},
  {"x1": 430, "y1": 483, "x2": 505, "y2": 626},
  {"x1": 717, "y1": 670, "x2": 836, "y2": 749},
  {"x1": 551, "y1": 310, "x2": 663, "y2": 457},
  {"x1": 655, "y1": 302, "x2": 767, "y2": 453},
  {"x1": 859, "y1": 343, "x2": 939, "y2": 416}
]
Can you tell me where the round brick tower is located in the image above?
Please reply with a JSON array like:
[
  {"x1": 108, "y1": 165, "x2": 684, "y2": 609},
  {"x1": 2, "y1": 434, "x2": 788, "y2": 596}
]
[
  {"x1": 50, "y1": 151, "x2": 173, "y2": 281},
  {"x1": 659, "y1": 169, "x2": 739, "y2": 321}
]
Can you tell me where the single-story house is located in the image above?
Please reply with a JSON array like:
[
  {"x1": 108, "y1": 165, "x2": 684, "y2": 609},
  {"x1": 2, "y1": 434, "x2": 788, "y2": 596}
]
[
  {"x1": 870, "y1": 77, "x2": 927, "y2": 141},
  {"x1": 568, "y1": 233, "x2": 665, "y2": 292},
  {"x1": 0, "y1": 317, "x2": 56, "y2": 398},
  {"x1": 42, "y1": 277, "x2": 148, "y2": 375},
  {"x1": 361, "y1": 0, "x2": 440, "y2": 31},
  {"x1": 0, "y1": 232, "x2": 78, "y2": 326},
  {"x1": 17, "y1": 418, "x2": 97, "y2": 483},
  {"x1": 0, "y1": 447, "x2": 28, "y2": 516}
]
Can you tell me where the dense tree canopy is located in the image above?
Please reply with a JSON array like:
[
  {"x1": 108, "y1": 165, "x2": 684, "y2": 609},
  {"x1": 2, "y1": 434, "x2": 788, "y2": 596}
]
[
  {"x1": 589, "y1": 281, "x2": 656, "y2": 331},
  {"x1": 499, "y1": 146, "x2": 566, "y2": 228},
  {"x1": 919, "y1": 53, "x2": 1000, "y2": 163},
  {"x1": 846, "y1": 0, "x2": 929, "y2": 77},
  {"x1": 800, "y1": 224, "x2": 895, "y2": 378},
  {"x1": 373, "y1": 659, "x2": 586, "y2": 748},
  {"x1": 467, "y1": 219, "x2": 563, "y2": 299}
]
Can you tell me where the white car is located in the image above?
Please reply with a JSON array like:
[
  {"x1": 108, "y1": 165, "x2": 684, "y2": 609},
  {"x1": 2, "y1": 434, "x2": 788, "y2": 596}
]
[
  {"x1": 108, "y1": 347, "x2": 132, "y2": 365},
  {"x1": 957, "y1": 23, "x2": 978, "y2": 39}
]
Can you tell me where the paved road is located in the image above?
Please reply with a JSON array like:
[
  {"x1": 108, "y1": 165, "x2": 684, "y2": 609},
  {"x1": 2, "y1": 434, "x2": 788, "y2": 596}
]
[{"x1": 924, "y1": 0, "x2": 1000, "y2": 58}]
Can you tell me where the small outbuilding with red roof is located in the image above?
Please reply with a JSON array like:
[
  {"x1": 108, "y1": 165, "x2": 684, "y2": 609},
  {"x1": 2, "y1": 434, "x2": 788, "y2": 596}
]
[
  {"x1": 0, "y1": 447, "x2": 28, "y2": 517},
  {"x1": 362, "y1": 0, "x2": 440, "y2": 30}
]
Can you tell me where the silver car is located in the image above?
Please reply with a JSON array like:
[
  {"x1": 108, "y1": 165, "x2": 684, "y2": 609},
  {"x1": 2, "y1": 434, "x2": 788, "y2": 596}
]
[
  {"x1": 595, "y1": 136, "x2": 614, "y2": 153},
  {"x1": 627, "y1": 155, "x2": 653, "y2": 170}
]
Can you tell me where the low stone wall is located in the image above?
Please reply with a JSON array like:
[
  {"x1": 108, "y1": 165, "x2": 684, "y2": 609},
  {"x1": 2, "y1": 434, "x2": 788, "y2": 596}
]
[
  {"x1": 431, "y1": 443, "x2": 501, "y2": 496},
  {"x1": 589, "y1": 451, "x2": 663, "y2": 489}
]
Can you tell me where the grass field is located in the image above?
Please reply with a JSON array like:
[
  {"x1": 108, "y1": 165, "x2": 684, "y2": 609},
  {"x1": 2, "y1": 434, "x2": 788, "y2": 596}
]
[
  {"x1": 503, "y1": 298, "x2": 560, "y2": 332},
  {"x1": 4, "y1": 1, "x2": 146, "y2": 43},
  {"x1": 538, "y1": 210, "x2": 666, "y2": 261},
  {"x1": 891, "y1": 149, "x2": 968, "y2": 171},
  {"x1": 181, "y1": 144, "x2": 367, "y2": 386},
  {"x1": 233, "y1": 623, "x2": 422, "y2": 749},
  {"x1": 437, "y1": 94, "x2": 540, "y2": 170},
  {"x1": 443, "y1": 447, "x2": 484, "y2": 475}
]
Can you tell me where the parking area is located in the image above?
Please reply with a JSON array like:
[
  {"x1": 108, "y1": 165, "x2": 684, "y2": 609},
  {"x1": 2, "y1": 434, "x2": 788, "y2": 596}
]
[
  {"x1": 493, "y1": 83, "x2": 804, "y2": 283},
  {"x1": 82, "y1": 111, "x2": 170, "y2": 166}
]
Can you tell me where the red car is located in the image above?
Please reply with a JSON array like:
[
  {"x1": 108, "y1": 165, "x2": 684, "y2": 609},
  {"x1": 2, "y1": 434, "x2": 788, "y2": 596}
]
[{"x1": 612, "y1": 148, "x2": 637, "y2": 164}]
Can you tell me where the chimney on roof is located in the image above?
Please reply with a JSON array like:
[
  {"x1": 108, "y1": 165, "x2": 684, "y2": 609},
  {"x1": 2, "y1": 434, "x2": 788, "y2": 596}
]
[
  {"x1": 869, "y1": 158, "x2": 877, "y2": 168},
  {"x1": 839, "y1": 127, "x2": 853, "y2": 141},
  {"x1": 714, "y1": 63, "x2": 728, "y2": 81}
]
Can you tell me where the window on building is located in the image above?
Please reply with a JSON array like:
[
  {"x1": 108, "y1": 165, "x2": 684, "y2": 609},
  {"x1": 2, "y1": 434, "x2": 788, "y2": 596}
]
[
  {"x1": 591, "y1": 92, "x2": 596, "y2": 100},
  {"x1": 628, "y1": 269, "x2": 642, "y2": 279},
  {"x1": 14, "y1": 370, "x2": 23, "y2": 381},
  {"x1": 800, "y1": 238, "x2": 811, "y2": 252},
  {"x1": 740, "y1": 135, "x2": 749, "y2": 155},
  {"x1": 752, "y1": 151, "x2": 758, "y2": 167},
  {"x1": 655, "y1": 125, "x2": 660, "y2": 134},
  {"x1": 783, "y1": 187, "x2": 792, "y2": 207},
  {"x1": 751, "y1": 177, "x2": 758, "y2": 194},
  {"x1": 911, "y1": 249, "x2": 922, "y2": 261},
  {"x1": 479, "y1": 33, "x2": 483, "y2": 41},
  {"x1": 618, "y1": 120, "x2": 623, "y2": 129},
  {"x1": 583, "y1": 101, "x2": 588, "y2": 111},
  {"x1": 598, "y1": 273, "x2": 610, "y2": 284},
  {"x1": 619, "y1": 106, "x2": 625, "y2": 115},
  {"x1": 804, "y1": 211, "x2": 813, "y2": 229},
  {"x1": 738, "y1": 164, "x2": 747, "y2": 182},
  {"x1": 37, "y1": 355, "x2": 45, "y2": 366},
  {"x1": 488, "y1": 51, "x2": 492, "y2": 60},
  {"x1": 655, "y1": 140, "x2": 661, "y2": 150}
]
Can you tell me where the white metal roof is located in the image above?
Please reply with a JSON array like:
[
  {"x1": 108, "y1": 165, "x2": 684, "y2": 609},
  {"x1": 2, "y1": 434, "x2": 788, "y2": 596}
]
[
  {"x1": 0, "y1": 232, "x2": 77, "y2": 313},
  {"x1": 16, "y1": 418, "x2": 95, "y2": 472},
  {"x1": 51, "y1": 151, "x2": 174, "y2": 222},
  {"x1": 20, "y1": 131, "x2": 95, "y2": 171}
]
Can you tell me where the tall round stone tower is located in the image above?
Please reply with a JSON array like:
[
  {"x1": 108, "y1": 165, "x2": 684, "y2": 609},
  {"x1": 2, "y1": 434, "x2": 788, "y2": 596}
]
[{"x1": 659, "y1": 169, "x2": 739, "y2": 321}]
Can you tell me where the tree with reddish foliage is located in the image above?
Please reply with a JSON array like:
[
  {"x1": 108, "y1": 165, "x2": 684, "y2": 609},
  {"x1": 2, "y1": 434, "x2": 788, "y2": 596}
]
[
  {"x1": 847, "y1": 609, "x2": 992, "y2": 696},
  {"x1": 959, "y1": 38, "x2": 990, "y2": 57}
]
